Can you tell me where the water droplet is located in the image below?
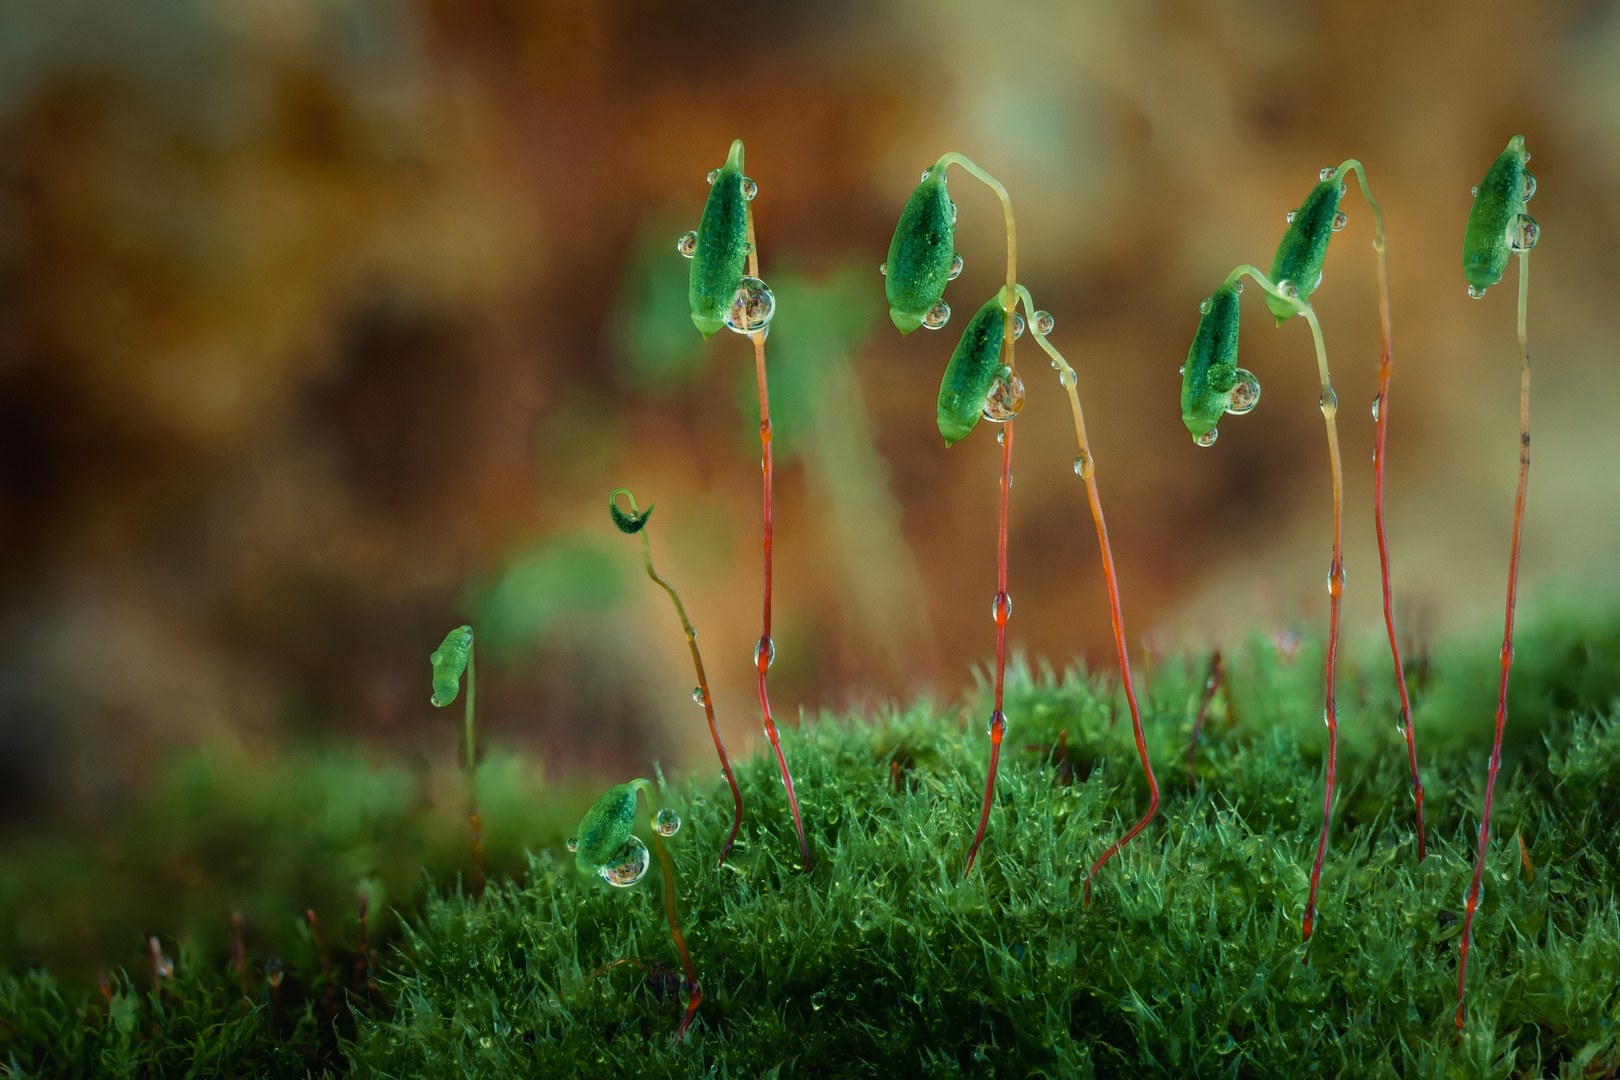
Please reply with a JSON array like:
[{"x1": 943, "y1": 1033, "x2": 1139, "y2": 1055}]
[
  {"x1": 948, "y1": 253, "x2": 963, "y2": 280},
  {"x1": 1468, "y1": 284, "x2": 1487, "y2": 299},
  {"x1": 655, "y1": 808, "x2": 681, "y2": 836},
  {"x1": 987, "y1": 709, "x2": 1007, "y2": 739},
  {"x1": 566, "y1": 835, "x2": 579, "y2": 852},
  {"x1": 725, "y1": 277, "x2": 776, "y2": 335},
  {"x1": 1370, "y1": 394, "x2": 1382, "y2": 421},
  {"x1": 1470, "y1": 185, "x2": 1478, "y2": 198},
  {"x1": 1319, "y1": 386, "x2": 1338, "y2": 413},
  {"x1": 754, "y1": 636, "x2": 776, "y2": 670},
  {"x1": 1508, "y1": 214, "x2": 1539, "y2": 252},
  {"x1": 692, "y1": 686, "x2": 707, "y2": 705},
  {"x1": 1325, "y1": 562, "x2": 1344, "y2": 595},
  {"x1": 1224, "y1": 369, "x2": 1261, "y2": 415},
  {"x1": 878, "y1": 262, "x2": 886, "y2": 276},
  {"x1": 1332, "y1": 212, "x2": 1347, "y2": 232},
  {"x1": 948, "y1": 202, "x2": 958, "y2": 225},
  {"x1": 921, "y1": 168, "x2": 930, "y2": 182},
  {"x1": 1234, "y1": 282, "x2": 1243, "y2": 294},
  {"x1": 1313, "y1": 269, "x2": 1323, "y2": 290},
  {"x1": 1199, "y1": 298, "x2": 1212, "y2": 314},
  {"x1": 922, "y1": 299, "x2": 951, "y2": 330},
  {"x1": 1339, "y1": 182, "x2": 1347, "y2": 196},
  {"x1": 1320, "y1": 166, "x2": 1336, "y2": 182},
  {"x1": 1194, "y1": 428, "x2": 1219, "y2": 447},
  {"x1": 1058, "y1": 368, "x2": 1076, "y2": 388},
  {"x1": 1033, "y1": 310, "x2": 1054, "y2": 335},
  {"x1": 1285, "y1": 211, "x2": 1296, "y2": 225},
  {"x1": 1178, "y1": 365, "x2": 1185, "y2": 375},
  {"x1": 741, "y1": 176, "x2": 758, "y2": 201},
  {"x1": 1394, "y1": 720, "x2": 1407, "y2": 740},
  {"x1": 982, "y1": 373, "x2": 1025, "y2": 421},
  {"x1": 707, "y1": 168, "x2": 720, "y2": 184},
  {"x1": 1277, "y1": 279, "x2": 1298, "y2": 298},
  {"x1": 1524, "y1": 152, "x2": 1531, "y2": 163},
  {"x1": 598, "y1": 836, "x2": 650, "y2": 887},
  {"x1": 811, "y1": 990, "x2": 827, "y2": 1010},
  {"x1": 1011, "y1": 313, "x2": 1025, "y2": 340},
  {"x1": 677, "y1": 231, "x2": 698, "y2": 258},
  {"x1": 995, "y1": 429, "x2": 1004, "y2": 445},
  {"x1": 743, "y1": 240, "x2": 754, "y2": 254},
  {"x1": 1522, "y1": 172, "x2": 1536, "y2": 201},
  {"x1": 1073, "y1": 450, "x2": 1092, "y2": 477}
]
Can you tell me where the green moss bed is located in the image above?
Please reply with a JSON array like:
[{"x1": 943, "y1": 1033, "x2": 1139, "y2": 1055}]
[{"x1": 4, "y1": 603, "x2": 1620, "y2": 1078}]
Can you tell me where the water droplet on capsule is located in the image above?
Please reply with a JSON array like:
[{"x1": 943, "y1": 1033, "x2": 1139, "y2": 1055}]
[
  {"x1": 1522, "y1": 173, "x2": 1536, "y2": 200},
  {"x1": 266, "y1": 958, "x2": 284, "y2": 987},
  {"x1": 1033, "y1": 310, "x2": 1054, "y2": 335},
  {"x1": 921, "y1": 169, "x2": 931, "y2": 182},
  {"x1": 879, "y1": 262, "x2": 886, "y2": 276},
  {"x1": 1285, "y1": 211, "x2": 1297, "y2": 225},
  {"x1": 1332, "y1": 212, "x2": 1347, "y2": 232},
  {"x1": 982, "y1": 373, "x2": 1025, "y2": 421},
  {"x1": 692, "y1": 686, "x2": 706, "y2": 705},
  {"x1": 1224, "y1": 369, "x2": 1261, "y2": 415},
  {"x1": 654, "y1": 808, "x2": 681, "y2": 836},
  {"x1": 948, "y1": 253, "x2": 963, "y2": 279},
  {"x1": 707, "y1": 168, "x2": 720, "y2": 184},
  {"x1": 1194, "y1": 428, "x2": 1219, "y2": 447},
  {"x1": 741, "y1": 177, "x2": 758, "y2": 201},
  {"x1": 754, "y1": 636, "x2": 775, "y2": 670},
  {"x1": 566, "y1": 835, "x2": 579, "y2": 852},
  {"x1": 725, "y1": 277, "x2": 776, "y2": 335},
  {"x1": 1371, "y1": 394, "x2": 1382, "y2": 421},
  {"x1": 1199, "y1": 298, "x2": 1212, "y2": 314},
  {"x1": 1277, "y1": 279, "x2": 1298, "y2": 298},
  {"x1": 1470, "y1": 185, "x2": 1478, "y2": 198},
  {"x1": 1178, "y1": 365, "x2": 1185, "y2": 375},
  {"x1": 1320, "y1": 166, "x2": 1336, "y2": 182},
  {"x1": 1508, "y1": 214, "x2": 1539, "y2": 252},
  {"x1": 1468, "y1": 284, "x2": 1487, "y2": 299},
  {"x1": 1011, "y1": 313, "x2": 1025, "y2": 340},
  {"x1": 743, "y1": 240, "x2": 754, "y2": 254},
  {"x1": 1313, "y1": 269, "x2": 1324, "y2": 290},
  {"x1": 1234, "y1": 282, "x2": 1243, "y2": 293},
  {"x1": 922, "y1": 299, "x2": 951, "y2": 329},
  {"x1": 598, "y1": 836, "x2": 650, "y2": 887},
  {"x1": 677, "y1": 231, "x2": 698, "y2": 258},
  {"x1": 1338, "y1": 182, "x2": 1347, "y2": 196},
  {"x1": 948, "y1": 202, "x2": 958, "y2": 225}
]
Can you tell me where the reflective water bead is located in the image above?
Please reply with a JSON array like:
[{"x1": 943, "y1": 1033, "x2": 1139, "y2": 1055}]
[
  {"x1": 754, "y1": 635, "x2": 775, "y2": 670},
  {"x1": 1033, "y1": 310, "x2": 1054, "y2": 335},
  {"x1": 741, "y1": 176, "x2": 758, "y2": 201},
  {"x1": 1508, "y1": 214, "x2": 1539, "y2": 252},
  {"x1": 991, "y1": 591, "x2": 1012, "y2": 623},
  {"x1": 1313, "y1": 269, "x2": 1323, "y2": 290},
  {"x1": 743, "y1": 240, "x2": 754, "y2": 254},
  {"x1": 1199, "y1": 298, "x2": 1212, "y2": 314},
  {"x1": 1468, "y1": 284, "x2": 1487, "y2": 298},
  {"x1": 724, "y1": 276, "x2": 776, "y2": 334},
  {"x1": 566, "y1": 835, "x2": 579, "y2": 852},
  {"x1": 948, "y1": 253, "x2": 963, "y2": 280},
  {"x1": 1195, "y1": 428, "x2": 1219, "y2": 447},
  {"x1": 707, "y1": 168, "x2": 720, "y2": 184},
  {"x1": 811, "y1": 991, "x2": 827, "y2": 1011},
  {"x1": 1338, "y1": 182, "x2": 1347, "y2": 195},
  {"x1": 598, "y1": 836, "x2": 650, "y2": 886},
  {"x1": 1470, "y1": 185, "x2": 1479, "y2": 197},
  {"x1": 1319, "y1": 166, "x2": 1336, "y2": 182},
  {"x1": 1234, "y1": 281, "x2": 1243, "y2": 293},
  {"x1": 1332, "y1": 211, "x2": 1347, "y2": 232},
  {"x1": 1011, "y1": 313, "x2": 1025, "y2": 339},
  {"x1": 922, "y1": 299, "x2": 951, "y2": 330},
  {"x1": 1371, "y1": 394, "x2": 1382, "y2": 421},
  {"x1": 1224, "y1": 368, "x2": 1261, "y2": 415},
  {"x1": 921, "y1": 168, "x2": 930, "y2": 182},
  {"x1": 1058, "y1": 368, "x2": 1076, "y2": 388},
  {"x1": 1285, "y1": 210, "x2": 1296, "y2": 225},
  {"x1": 692, "y1": 686, "x2": 706, "y2": 705},
  {"x1": 1073, "y1": 450, "x2": 1092, "y2": 476},
  {"x1": 995, "y1": 428, "x2": 1004, "y2": 445},
  {"x1": 1522, "y1": 172, "x2": 1536, "y2": 200},
  {"x1": 1276, "y1": 279, "x2": 1298, "y2": 298},
  {"x1": 677, "y1": 231, "x2": 698, "y2": 258},
  {"x1": 654, "y1": 808, "x2": 681, "y2": 836},
  {"x1": 948, "y1": 202, "x2": 958, "y2": 225},
  {"x1": 1319, "y1": 386, "x2": 1338, "y2": 413},
  {"x1": 982, "y1": 372, "x2": 1025, "y2": 421},
  {"x1": 879, "y1": 262, "x2": 887, "y2": 275}
]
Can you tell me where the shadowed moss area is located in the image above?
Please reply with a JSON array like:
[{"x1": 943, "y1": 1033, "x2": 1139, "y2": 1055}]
[{"x1": 5, "y1": 604, "x2": 1620, "y2": 1078}]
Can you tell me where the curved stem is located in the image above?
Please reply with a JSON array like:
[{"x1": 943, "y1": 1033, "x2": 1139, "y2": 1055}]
[
  {"x1": 1014, "y1": 285, "x2": 1159, "y2": 903},
  {"x1": 1340, "y1": 160, "x2": 1426, "y2": 861},
  {"x1": 1188, "y1": 651, "x2": 1225, "y2": 785},
  {"x1": 465, "y1": 645, "x2": 484, "y2": 897},
  {"x1": 937, "y1": 152, "x2": 1018, "y2": 368},
  {"x1": 1457, "y1": 250, "x2": 1531, "y2": 1032},
  {"x1": 744, "y1": 203, "x2": 810, "y2": 870},
  {"x1": 963, "y1": 419, "x2": 1015, "y2": 876}
]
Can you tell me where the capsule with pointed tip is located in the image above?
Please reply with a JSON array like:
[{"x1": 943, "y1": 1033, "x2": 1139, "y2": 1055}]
[
  {"x1": 428, "y1": 625, "x2": 472, "y2": 707},
  {"x1": 688, "y1": 140, "x2": 751, "y2": 339},
  {"x1": 574, "y1": 779, "x2": 657, "y2": 886},
  {"x1": 1181, "y1": 282, "x2": 1242, "y2": 443},
  {"x1": 1463, "y1": 136, "x2": 1534, "y2": 296},
  {"x1": 886, "y1": 160, "x2": 957, "y2": 335},
  {"x1": 1266, "y1": 177, "x2": 1344, "y2": 324},
  {"x1": 937, "y1": 290, "x2": 1008, "y2": 446}
]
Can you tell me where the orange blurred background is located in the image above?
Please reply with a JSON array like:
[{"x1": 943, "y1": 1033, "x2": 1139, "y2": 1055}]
[{"x1": 2, "y1": 0, "x2": 1618, "y2": 824}]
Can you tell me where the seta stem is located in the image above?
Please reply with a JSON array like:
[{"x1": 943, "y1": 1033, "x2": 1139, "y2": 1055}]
[
  {"x1": 1015, "y1": 285, "x2": 1159, "y2": 903},
  {"x1": 1341, "y1": 161, "x2": 1426, "y2": 861},
  {"x1": 1188, "y1": 651, "x2": 1225, "y2": 785},
  {"x1": 1457, "y1": 250, "x2": 1531, "y2": 1032},
  {"x1": 946, "y1": 153, "x2": 1019, "y2": 878},
  {"x1": 465, "y1": 645, "x2": 484, "y2": 897},
  {"x1": 744, "y1": 201, "x2": 810, "y2": 871},
  {"x1": 644, "y1": 798, "x2": 701, "y2": 1044}
]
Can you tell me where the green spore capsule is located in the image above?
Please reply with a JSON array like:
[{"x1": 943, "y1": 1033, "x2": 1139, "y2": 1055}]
[
  {"x1": 428, "y1": 625, "x2": 472, "y2": 707},
  {"x1": 1266, "y1": 176, "x2": 1345, "y2": 324},
  {"x1": 886, "y1": 160, "x2": 957, "y2": 334},
  {"x1": 1463, "y1": 135, "x2": 1535, "y2": 297},
  {"x1": 574, "y1": 780, "x2": 653, "y2": 886},
  {"x1": 1181, "y1": 283, "x2": 1256, "y2": 445},
  {"x1": 688, "y1": 139, "x2": 751, "y2": 339},
  {"x1": 609, "y1": 489, "x2": 653, "y2": 534},
  {"x1": 937, "y1": 289, "x2": 1008, "y2": 446}
]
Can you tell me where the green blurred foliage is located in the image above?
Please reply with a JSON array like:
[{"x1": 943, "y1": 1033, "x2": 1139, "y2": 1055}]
[
  {"x1": 467, "y1": 535, "x2": 626, "y2": 661},
  {"x1": 611, "y1": 209, "x2": 711, "y2": 391}
]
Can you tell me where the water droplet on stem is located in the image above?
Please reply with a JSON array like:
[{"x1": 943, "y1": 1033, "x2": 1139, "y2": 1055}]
[
  {"x1": 725, "y1": 277, "x2": 776, "y2": 335},
  {"x1": 1508, "y1": 214, "x2": 1539, "y2": 252},
  {"x1": 754, "y1": 636, "x2": 776, "y2": 670},
  {"x1": 1033, "y1": 310, "x2": 1054, "y2": 335},
  {"x1": 692, "y1": 686, "x2": 707, "y2": 705},
  {"x1": 982, "y1": 373, "x2": 1025, "y2": 421}
]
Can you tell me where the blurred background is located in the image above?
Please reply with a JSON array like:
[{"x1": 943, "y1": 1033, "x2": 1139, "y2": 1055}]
[{"x1": 1, "y1": 0, "x2": 1618, "y2": 851}]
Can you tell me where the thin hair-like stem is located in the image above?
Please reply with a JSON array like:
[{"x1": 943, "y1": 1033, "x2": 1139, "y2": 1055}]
[
  {"x1": 1457, "y1": 249, "x2": 1531, "y2": 1032},
  {"x1": 1188, "y1": 651, "x2": 1224, "y2": 785},
  {"x1": 647, "y1": 819, "x2": 701, "y2": 1043},
  {"x1": 744, "y1": 203, "x2": 809, "y2": 870},
  {"x1": 1340, "y1": 160, "x2": 1426, "y2": 860},
  {"x1": 464, "y1": 645, "x2": 484, "y2": 897}
]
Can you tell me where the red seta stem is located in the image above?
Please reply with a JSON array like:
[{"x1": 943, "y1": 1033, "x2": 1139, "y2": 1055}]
[
  {"x1": 648, "y1": 827, "x2": 702, "y2": 1043},
  {"x1": 964, "y1": 419, "x2": 1014, "y2": 876},
  {"x1": 1187, "y1": 651, "x2": 1224, "y2": 785},
  {"x1": 1458, "y1": 252, "x2": 1531, "y2": 1032}
]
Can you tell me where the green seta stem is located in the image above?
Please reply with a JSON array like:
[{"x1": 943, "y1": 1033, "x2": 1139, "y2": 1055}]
[
  {"x1": 1014, "y1": 284, "x2": 1158, "y2": 903},
  {"x1": 1338, "y1": 160, "x2": 1426, "y2": 861},
  {"x1": 464, "y1": 644, "x2": 483, "y2": 898},
  {"x1": 639, "y1": 788, "x2": 701, "y2": 1044},
  {"x1": 1457, "y1": 249, "x2": 1531, "y2": 1033}
]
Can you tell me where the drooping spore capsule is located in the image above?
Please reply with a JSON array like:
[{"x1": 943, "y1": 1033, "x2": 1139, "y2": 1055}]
[
  {"x1": 885, "y1": 160, "x2": 957, "y2": 334},
  {"x1": 1463, "y1": 136, "x2": 1532, "y2": 296},
  {"x1": 574, "y1": 781, "x2": 646, "y2": 881},
  {"x1": 936, "y1": 290, "x2": 1008, "y2": 446},
  {"x1": 429, "y1": 625, "x2": 473, "y2": 707},
  {"x1": 1266, "y1": 177, "x2": 1345, "y2": 323},
  {"x1": 1181, "y1": 281, "x2": 1243, "y2": 444},
  {"x1": 688, "y1": 140, "x2": 751, "y2": 339}
]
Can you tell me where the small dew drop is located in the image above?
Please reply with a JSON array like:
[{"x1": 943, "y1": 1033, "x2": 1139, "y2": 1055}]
[
  {"x1": 1277, "y1": 279, "x2": 1298, "y2": 298},
  {"x1": 1285, "y1": 211, "x2": 1297, "y2": 225},
  {"x1": 996, "y1": 429, "x2": 1004, "y2": 445},
  {"x1": 1468, "y1": 284, "x2": 1487, "y2": 299},
  {"x1": 879, "y1": 262, "x2": 886, "y2": 276},
  {"x1": 677, "y1": 231, "x2": 698, "y2": 258},
  {"x1": 1198, "y1": 298, "x2": 1212, "y2": 314},
  {"x1": 1224, "y1": 369, "x2": 1261, "y2": 415},
  {"x1": 982, "y1": 373, "x2": 1025, "y2": 421},
  {"x1": 1522, "y1": 172, "x2": 1536, "y2": 201},
  {"x1": 724, "y1": 277, "x2": 776, "y2": 335},
  {"x1": 1234, "y1": 282, "x2": 1244, "y2": 294},
  {"x1": 655, "y1": 808, "x2": 681, "y2": 836},
  {"x1": 692, "y1": 686, "x2": 707, "y2": 705},
  {"x1": 811, "y1": 990, "x2": 827, "y2": 1011},
  {"x1": 1178, "y1": 365, "x2": 1185, "y2": 375},
  {"x1": 566, "y1": 835, "x2": 579, "y2": 852},
  {"x1": 1011, "y1": 313, "x2": 1025, "y2": 340},
  {"x1": 922, "y1": 299, "x2": 951, "y2": 330},
  {"x1": 1073, "y1": 450, "x2": 1092, "y2": 477},
  {"x1": 1058, "y1": 368, "x2": 1076, "y2": 388},
  {"x1": 1371, "y1": 394, "x2": 1382, "y2": 422},
  {"x1": 754, "y1": 636, "x2": 776, "y2": 670},
  {"x1": 1033, "y1": 310, "x2": 1054, "y2": 335},
  {"x1": 1339, "y1": 182, "x2": 1347, "y2": 195},
  {"x1": 1470, "y1": 185, "x2": 1479, "y2": 198},
  {"x1": 1194, "y1": 428, "x2": 1219, "y2": 447},
  {"x1": 741, "y1": 176, "x2": 758, "y2": 201},
  {"x1": 948, "y1": 253, "x2": 963, "y2": 280},
  {"x1": 1508, "y1": 213, "x2": 1539, "y2": 252},
  {"x1": 948, "y1": 202, "x2": 958, "y2": 225},
  {"x1": 991, "y1": 591, "x2": 1013, "y2": 624},
  {"x1": 743, "y1": 240, "x2": 754, "y2": 254},
  {"x1": 1319, "y1": 386, "x2": 1338, "y2": 414},
  {"x1": 1320, "y1": 166, "x2": 1336, "y2": 182},
  {"x1": 1332, "y1": 211, "x2": 1347, "y2": 232},
  {"x1": 707, "y1": 168, "x2": 720, "y2": 185},
  {"x1": 598, "y1": 836, "x2": 650, "y2": 887}
]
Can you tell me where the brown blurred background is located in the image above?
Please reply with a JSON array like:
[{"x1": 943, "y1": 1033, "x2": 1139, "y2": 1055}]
[{"x1": 2, "y1": 0, "x2": 1618, "y2": 827}]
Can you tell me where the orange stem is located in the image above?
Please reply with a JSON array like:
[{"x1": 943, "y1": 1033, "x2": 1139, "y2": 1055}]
[{"x1": 964, "y1": 419, "x2": 1014, "y2": 875}]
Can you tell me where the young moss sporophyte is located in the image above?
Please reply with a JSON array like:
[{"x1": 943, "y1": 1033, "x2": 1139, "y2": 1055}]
[{"x1": 428, "y1": 623, "x2": 483, "y2": 896}]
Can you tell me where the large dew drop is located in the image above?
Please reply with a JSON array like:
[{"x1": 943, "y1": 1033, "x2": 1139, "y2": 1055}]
[
  {"x1": 654, "y1": 808, "x2": 681, "y2": 836},
  {"x1": 948, "y1": 253, "x2": 963, "y2": 280},
  {"x1": 1508, "y1": 214, "x2": 1539, "y2": 252},
  {"x1": 1194, "y1": 428, "x2": 1219, "y2": 447},
  {"x1": 1468, "y1": 284, "x2": 1487, "y2": 299},
  {"x1": 1319, "y1": 386, "x2": 1339, "y2": 414},
  {"x1": 990, "y1": 591, "x2": 1012, "y2": 624},
  {"x1": 1033, "y1": 310, "x2": 1054, "y2": 336},
  {"x1": 1371, "y1": 394, "x2": 1383, "y2": 422},
  {"x1": 725, "y1": 277, "x2": 776, "y2": 335},
  {"x1": 922, "y1": 299, "x2": 951, "y2": 330},
  {"x1": 598, "y1": 836, "x2": 650, "y2": 887},
  {"x1": 1319, "y1": 166, "x2": 1336, "y2": 182},
  {"x1": 1224, "y1": 369, "x2": 1261, "y2": 415},
  {"x1": 982, "y1": 373, "x2": 1025, "y2": 421},
  {"x1": 677, "y1": 231, "x2": 698, "y2": 258}
]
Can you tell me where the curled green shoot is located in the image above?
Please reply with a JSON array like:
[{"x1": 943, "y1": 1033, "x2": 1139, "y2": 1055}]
[
  {"x1": 428, "y1": 624, "x2": 482, "y2": 897},
  {"x1": 1014, "y1": 283, "x2": 1157, "y2": 903},
  {"x1": 609, "y1": 489, "x2": 744, "y2": 867}
]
